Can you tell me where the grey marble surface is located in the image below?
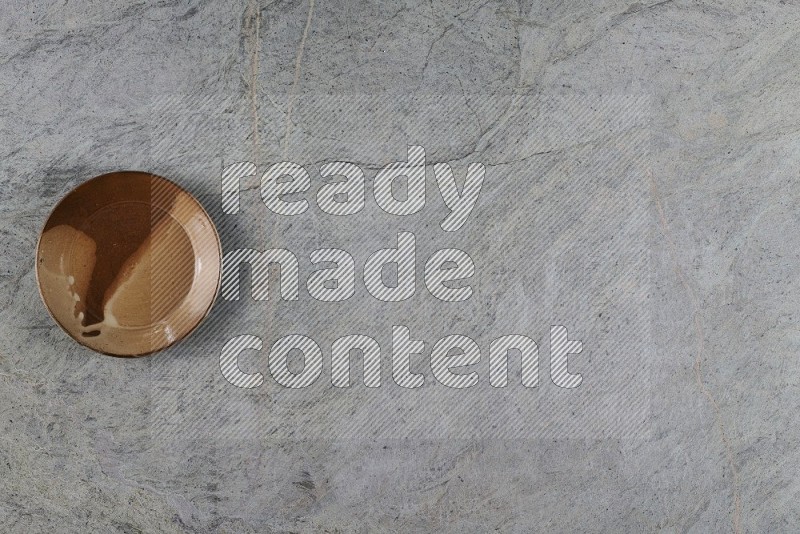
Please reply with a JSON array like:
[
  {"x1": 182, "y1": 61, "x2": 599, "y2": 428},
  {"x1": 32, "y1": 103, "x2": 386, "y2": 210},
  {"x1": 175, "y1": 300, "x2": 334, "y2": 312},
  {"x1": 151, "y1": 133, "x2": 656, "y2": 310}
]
[{"x1": 2, "y1": 0, "x2": 799, "y2": 532}]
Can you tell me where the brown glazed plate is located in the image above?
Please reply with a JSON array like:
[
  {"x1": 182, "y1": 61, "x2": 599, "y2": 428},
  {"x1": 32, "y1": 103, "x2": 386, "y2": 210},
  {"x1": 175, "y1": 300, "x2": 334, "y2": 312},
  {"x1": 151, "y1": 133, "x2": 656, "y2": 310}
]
[{"x1": 35, "y1": 171, "x2": 222, "y2": 357}]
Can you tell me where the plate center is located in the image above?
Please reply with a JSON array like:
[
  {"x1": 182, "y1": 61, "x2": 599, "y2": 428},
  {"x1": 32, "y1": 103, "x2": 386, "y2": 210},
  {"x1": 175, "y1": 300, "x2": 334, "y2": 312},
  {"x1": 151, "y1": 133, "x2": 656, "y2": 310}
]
[{"x1": 74, "y1": 201, "x2": 196, "y2": 328}]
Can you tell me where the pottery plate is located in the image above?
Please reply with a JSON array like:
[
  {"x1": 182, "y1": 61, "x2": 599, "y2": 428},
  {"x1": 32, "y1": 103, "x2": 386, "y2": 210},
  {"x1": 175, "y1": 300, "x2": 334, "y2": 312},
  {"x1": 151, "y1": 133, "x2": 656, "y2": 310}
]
[{"x1": 36, "y1": 171, "x2": 221, "y2": 356}]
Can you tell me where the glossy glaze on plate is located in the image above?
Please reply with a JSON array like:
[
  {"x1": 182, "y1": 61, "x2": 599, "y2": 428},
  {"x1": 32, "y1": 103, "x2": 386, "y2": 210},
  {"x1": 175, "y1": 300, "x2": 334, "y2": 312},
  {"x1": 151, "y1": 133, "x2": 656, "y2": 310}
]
[{"x1": 36, "y1": 171, "x2": 221, "y2": 357}]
